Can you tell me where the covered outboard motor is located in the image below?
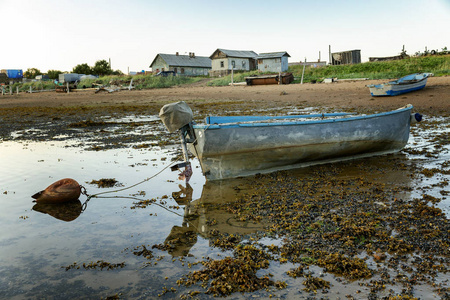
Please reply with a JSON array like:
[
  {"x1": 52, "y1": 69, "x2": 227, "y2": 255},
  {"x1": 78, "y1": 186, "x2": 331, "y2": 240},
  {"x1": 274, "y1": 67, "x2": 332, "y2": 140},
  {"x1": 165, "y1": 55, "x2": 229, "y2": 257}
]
[
  {"x1": 159, "y1": 101, "x2": 195, "y2": 182},
  {"x1": 159, "y1": 101, "x2": 193, "y2": 133}
]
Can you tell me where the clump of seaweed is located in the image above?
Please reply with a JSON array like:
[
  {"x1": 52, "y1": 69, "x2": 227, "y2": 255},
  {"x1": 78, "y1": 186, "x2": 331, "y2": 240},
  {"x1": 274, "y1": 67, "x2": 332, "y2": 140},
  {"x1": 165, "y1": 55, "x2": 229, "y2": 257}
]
[
  {"x1": 89, "y1": 178, "x2": 118, "y2": 188},
  {"x1": 63, "y1": 260, "x2": 125, "y2": 271},
  {"x1": 176, "y1": 256, "x2": 276, "y2": 296},
  {"x1": 302, "y1": 275, "x2": 331, "y2": 293},
  {"x1": 316, "y1": 252, "x2": 372, "y2": 279}
]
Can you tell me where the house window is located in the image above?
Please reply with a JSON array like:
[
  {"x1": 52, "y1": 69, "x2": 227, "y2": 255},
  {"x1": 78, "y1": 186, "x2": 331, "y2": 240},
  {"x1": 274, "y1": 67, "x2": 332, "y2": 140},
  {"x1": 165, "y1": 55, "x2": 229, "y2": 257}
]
[
  {"x1": 220, "y1": 61, "x2": 224, "y2": 68},
  {"x1": 258, "y1": 59, "x2": 263, "y2": 64},
  {"x1": 242, "y1": 61, "x2": 246, "y2": 68},
  {"x1": 181, "y1": 68, "x2": 185, "y2": 74},
  {"x1": 231, "y1": 60, "x2": 235, "y2": 68},
  {"x1": 174, "y1": 68, "x2": 177, "y2": 73}
]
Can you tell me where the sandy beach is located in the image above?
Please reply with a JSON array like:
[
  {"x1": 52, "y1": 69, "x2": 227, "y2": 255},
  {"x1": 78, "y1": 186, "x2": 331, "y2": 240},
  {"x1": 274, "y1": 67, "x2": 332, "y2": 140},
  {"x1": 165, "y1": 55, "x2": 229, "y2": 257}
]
[{"x1": 1, "y1": 77, "x2": 449, "y2": 115}]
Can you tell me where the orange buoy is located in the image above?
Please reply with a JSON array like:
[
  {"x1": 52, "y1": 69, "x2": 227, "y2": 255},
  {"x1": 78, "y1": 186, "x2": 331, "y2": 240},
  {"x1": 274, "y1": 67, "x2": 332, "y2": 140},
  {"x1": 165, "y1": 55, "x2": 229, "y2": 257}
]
[{"x1": 32, "y1": 178, "x2": 81, "y2": 204}]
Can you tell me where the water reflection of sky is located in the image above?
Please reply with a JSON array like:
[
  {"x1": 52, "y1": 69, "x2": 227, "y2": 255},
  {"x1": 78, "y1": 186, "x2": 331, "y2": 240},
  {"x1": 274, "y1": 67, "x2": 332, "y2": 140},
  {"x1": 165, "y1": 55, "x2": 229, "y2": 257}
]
[
  {"x1": 406, "y1": 115, "x2": 450, "y2": 215},
  {"x1": 0, "y1": 115, "x2": 448, "y2": 299},
  {"x1": 0, "y1": 140, "x2": 207, "y2": 298}
]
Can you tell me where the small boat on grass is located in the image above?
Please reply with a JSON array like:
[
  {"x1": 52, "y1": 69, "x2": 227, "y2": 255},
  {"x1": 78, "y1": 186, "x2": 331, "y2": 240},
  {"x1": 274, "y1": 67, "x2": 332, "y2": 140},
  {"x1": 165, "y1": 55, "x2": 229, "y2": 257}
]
[
  {"x1": 367, "y1": 73, "x2": 432, "y2": 96},
  {"x1": 160, "y1": 102, "x2": 422, "y2": 181}
]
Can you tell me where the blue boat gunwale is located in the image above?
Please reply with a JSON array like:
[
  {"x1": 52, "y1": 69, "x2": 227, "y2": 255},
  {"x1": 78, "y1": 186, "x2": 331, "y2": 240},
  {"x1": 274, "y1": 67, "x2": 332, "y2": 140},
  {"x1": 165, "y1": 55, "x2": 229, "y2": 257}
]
[
  {"x1": 193, "y1": 105, "x2": 413, "y2": 130},
  {"x1": 367, "y1": 73, "x2": 431, "y2": 88}
]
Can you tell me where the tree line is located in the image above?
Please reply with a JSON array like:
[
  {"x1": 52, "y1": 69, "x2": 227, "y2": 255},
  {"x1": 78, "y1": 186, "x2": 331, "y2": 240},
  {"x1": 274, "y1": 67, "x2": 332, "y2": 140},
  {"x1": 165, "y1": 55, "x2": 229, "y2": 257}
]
[{"x1": 23, "y1": 59, "x2": 124, "y2": 80}]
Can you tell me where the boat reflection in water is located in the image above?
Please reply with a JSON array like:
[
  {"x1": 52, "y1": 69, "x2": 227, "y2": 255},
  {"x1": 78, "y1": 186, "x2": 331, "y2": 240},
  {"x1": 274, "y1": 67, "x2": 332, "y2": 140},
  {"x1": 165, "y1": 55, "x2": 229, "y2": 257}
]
[
  {"x1": 164, "y1": 153, "x2": 416, "y2": 256},
  {"x1": 32, "y1": 200, "x2": 83, "y2": 222},
  {"x1": 165, "y1": 179, "x2": 268, "y2": 257}
]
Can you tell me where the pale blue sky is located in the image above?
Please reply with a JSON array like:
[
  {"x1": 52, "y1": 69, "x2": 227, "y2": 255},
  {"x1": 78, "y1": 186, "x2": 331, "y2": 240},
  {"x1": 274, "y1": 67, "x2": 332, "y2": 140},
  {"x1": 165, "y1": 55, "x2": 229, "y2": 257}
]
[{"x1": 1, "y1": 0, "x2": 449, "y2": 73}]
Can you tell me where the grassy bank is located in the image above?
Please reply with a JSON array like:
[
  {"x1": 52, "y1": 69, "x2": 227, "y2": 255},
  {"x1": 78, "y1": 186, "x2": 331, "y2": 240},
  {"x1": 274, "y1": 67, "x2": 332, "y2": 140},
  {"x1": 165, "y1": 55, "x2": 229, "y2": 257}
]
[
  {"x1": 290, "y1": 55, "x2": 450, "y2": 83},
  {"x1": 208, "y1": 55, "x2": 450, "y2": 86},
  {"x1": 5, "y1": 74, "x2": 202, "y2": 92},
  {"x1": 78, "y1": 74, "x2": 202, "y2": 90}
]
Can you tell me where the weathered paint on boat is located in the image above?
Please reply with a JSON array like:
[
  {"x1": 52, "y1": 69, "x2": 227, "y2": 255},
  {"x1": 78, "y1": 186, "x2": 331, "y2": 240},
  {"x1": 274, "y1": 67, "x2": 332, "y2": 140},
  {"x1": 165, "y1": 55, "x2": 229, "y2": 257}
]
[
  {"x1": 32, "y1": 178, "x2": 81, "y2": 204},
  {"x1": 187, "y1": 105, "x2": 417, "y2": 181},
  {"x1": 245, "y1": 73, "x2": 294, "y2": 85},
  {"x1": 367, "y1": 73, "x2": 432, "y2": 96}
]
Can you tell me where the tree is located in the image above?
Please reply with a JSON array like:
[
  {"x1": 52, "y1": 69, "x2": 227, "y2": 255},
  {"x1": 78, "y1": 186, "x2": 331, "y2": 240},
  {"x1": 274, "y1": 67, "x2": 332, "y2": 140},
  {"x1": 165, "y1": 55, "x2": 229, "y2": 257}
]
[
  {"x1": 47, "y1": 70, "x2": 62, "y2": 80},
  {"x1": 92, "y1": 60, "x2": 112, "y2": 76},
  {"x1": 24, "y1": 68, "x2": 42, "y2": 79},
  {"x1": 112, "y1": 69, "x2": 124, "y2": 75},
  {"x1": 72, "y1": 63, "x2": 92, "y2": 75}
]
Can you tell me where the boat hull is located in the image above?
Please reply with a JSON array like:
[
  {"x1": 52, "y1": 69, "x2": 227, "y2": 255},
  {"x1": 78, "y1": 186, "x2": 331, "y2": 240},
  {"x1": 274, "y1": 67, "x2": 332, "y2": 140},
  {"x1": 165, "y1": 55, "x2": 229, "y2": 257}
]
[
  {"x1": 368, "y1": 79, "x2": 427, "y2": 96},
  {"x1": 367, "y1": 73, "x2": 431, "y2": 96},
  {"x1": 188, "y1": 106, "x2": 414, "y2": 180},
  {"x1": 245, "y1": 73, "x2": 294, "y2": 85}
]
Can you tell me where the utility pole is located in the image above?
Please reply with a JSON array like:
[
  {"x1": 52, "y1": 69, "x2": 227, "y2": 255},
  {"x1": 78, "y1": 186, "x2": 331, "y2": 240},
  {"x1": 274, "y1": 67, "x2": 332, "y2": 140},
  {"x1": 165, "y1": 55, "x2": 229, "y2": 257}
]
[
  {"x1": 329, "y1": 45, "x2": 332, "y2": 65},
  {"x1": 301, "y1": 57, "x2": 306, "y2": 85}
]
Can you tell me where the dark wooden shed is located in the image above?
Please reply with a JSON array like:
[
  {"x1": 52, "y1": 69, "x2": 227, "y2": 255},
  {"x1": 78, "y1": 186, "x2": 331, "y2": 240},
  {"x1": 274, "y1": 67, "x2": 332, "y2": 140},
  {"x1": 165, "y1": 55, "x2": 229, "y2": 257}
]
[{"x1": 331, "y1": 50, "x2": 361, "y2": 65}]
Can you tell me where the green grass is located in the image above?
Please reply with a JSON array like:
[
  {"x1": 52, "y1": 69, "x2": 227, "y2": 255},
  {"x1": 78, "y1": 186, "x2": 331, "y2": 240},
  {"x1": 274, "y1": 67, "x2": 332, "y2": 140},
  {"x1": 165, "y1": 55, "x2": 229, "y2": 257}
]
[
  {"x1": 6, "y1": 74, "x2": 202, "y2": 92},
  {"x1": 289, "y1": 55, "x2": 450, "y2": 83},
  {"x1": 8, "y1": 81, "x2": 56, "y2": 92},
  {"x1": 78, "y1": 74, "x2": 202, "y2": 90},
  {"x1": 207, "y1": 55, "x2": 450, "y2": 86}
]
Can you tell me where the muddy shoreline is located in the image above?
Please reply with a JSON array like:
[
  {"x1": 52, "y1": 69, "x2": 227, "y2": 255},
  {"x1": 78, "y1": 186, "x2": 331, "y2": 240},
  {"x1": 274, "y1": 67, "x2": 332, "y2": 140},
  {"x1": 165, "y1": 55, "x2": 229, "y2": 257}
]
[{"x1": 1, "y1": 77, "x2": 448, "y2": 145}]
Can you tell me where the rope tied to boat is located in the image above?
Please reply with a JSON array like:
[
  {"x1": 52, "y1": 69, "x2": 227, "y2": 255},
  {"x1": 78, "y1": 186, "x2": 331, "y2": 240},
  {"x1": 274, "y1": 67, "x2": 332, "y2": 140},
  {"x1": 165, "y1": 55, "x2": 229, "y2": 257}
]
[{"x1": 79, "y1": 152, "x2": 186, "y2": 211}]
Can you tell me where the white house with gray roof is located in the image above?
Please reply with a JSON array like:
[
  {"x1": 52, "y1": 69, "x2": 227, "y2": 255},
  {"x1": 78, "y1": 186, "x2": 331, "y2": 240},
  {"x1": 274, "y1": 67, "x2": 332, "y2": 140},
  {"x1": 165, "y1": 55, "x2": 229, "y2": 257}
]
[
  {"x1": 209, "y1": 48, "x2": 258, "y2": 77},
  {"x1": 149, "y1": 52, "x2": 211, "y2": 76},
  {"x1": 256, "y1": 52, "x2": 290, "y2": 73}
]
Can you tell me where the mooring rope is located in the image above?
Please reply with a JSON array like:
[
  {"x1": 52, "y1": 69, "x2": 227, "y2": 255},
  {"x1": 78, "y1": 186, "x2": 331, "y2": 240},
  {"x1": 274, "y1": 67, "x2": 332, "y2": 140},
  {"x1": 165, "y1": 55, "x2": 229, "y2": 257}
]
[{"x1": 80, "y1": 152, "x2": 185, "y2": 204}]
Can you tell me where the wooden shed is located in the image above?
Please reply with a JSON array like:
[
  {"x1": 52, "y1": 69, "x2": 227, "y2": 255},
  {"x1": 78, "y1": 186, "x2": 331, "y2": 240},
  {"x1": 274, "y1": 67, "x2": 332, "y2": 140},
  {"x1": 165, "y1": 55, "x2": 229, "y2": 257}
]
[
  {"x1": 256, "y1": 52, "x2": 290, "y2": 72},
  {"x1": 209, "y1": 49, "x2": 257, "y2": 77},
  {"x1": 149, "y1": 53, "x2": 211, "y2": 76},
  {"x1": 331, "y1": 49, "x2": 361, "y2": 65}
]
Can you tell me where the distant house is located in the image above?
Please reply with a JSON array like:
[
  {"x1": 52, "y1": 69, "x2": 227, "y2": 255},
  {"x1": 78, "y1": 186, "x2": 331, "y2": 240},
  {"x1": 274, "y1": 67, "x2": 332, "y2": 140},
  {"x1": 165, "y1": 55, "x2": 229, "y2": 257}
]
[
  {"x1": 331, "y1": 49, "x2": 361, "y2": 65},
  {"x1": 149, "y1": 53, "x2": 211, "y2": 76},
  {"x1": 209, "y1": 48, "x2": 258, "y2": 77},
  {"x1": 256, "y1": 52, "x2": 290, "y2": 72}
]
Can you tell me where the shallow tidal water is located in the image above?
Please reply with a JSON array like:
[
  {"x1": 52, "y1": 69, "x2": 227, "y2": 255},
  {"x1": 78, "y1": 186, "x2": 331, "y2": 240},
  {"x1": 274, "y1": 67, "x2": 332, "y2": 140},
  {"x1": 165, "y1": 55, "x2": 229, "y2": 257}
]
[{"x1": 0, "y1": 113, "x2": 448, "y2": 300}]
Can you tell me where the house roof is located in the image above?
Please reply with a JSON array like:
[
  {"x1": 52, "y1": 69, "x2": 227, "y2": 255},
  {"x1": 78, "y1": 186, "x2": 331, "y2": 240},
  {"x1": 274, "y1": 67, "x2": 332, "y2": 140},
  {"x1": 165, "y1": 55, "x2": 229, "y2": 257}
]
[
  {"x1": 256, "y1": 52, "x2": 291, "y2": 59},
  {"x1": 210, "y1": 48, "x2": 258, "y2": 59},
  {"x1": 150, "y1": 54, "x2": 211, "y2": 68}
]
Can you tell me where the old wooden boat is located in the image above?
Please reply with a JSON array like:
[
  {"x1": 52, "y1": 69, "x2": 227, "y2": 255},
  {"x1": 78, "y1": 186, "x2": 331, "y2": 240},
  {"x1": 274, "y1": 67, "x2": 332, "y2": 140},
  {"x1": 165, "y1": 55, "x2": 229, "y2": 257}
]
[
  {"x1": 367, "y1": 73, "x2": 432, "y2": 96},
  {"x1": 245, "y1": 72, "x2": 294, "y2": 85},
  {"x1": 160, "y1": 102, "x2": 422, "y2": 181}
]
